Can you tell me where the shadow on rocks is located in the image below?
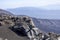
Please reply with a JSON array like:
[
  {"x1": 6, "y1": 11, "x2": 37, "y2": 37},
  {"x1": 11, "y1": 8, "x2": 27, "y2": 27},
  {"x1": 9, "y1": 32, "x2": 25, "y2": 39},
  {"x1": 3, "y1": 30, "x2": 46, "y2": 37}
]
[{"x1": 9, "y1": 27, "x2": 27, "y2": 37}]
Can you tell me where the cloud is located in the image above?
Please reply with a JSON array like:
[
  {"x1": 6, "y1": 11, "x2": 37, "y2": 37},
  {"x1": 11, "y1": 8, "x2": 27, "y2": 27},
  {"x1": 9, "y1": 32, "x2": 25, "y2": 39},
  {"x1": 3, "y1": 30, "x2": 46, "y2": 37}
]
[{"x1": 0, "y1": 0, "x2": 60, "y2": 9}]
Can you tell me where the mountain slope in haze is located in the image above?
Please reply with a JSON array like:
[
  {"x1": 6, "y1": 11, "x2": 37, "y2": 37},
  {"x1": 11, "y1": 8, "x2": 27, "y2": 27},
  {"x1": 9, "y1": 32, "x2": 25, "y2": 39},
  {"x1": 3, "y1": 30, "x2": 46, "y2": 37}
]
[
  {"x1": 32, "y1": 18, "x2": 60, "y2": 34},
  {"x1": 7, "y1": 7, "x2": 60, "y2": 19},
  {"x1": 0, "y1": 9, "x2": 13, "y2": 15}
]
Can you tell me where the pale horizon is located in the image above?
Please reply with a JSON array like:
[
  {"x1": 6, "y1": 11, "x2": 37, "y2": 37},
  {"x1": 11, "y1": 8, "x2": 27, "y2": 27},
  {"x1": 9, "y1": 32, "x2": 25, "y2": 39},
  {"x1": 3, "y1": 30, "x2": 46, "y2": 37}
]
[{"x1": 0, "y1": 0, "x2": 60, "y2": 10}]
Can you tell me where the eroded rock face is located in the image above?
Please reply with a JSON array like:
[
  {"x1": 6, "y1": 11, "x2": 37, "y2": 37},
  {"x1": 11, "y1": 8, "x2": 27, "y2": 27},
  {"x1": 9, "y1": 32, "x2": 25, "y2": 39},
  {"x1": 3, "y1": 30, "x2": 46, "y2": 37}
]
[
  {"x1": 0, "y1": 9, "x2": 32, "y2": 40},
  {"x1": 0, "y1": 9, "x2": 60, "y2": 40}
]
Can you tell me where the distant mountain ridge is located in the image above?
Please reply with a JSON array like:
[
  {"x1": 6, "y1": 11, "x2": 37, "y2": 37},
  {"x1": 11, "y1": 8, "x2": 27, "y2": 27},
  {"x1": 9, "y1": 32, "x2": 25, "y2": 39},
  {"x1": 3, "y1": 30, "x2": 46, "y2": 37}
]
[
  {"x1": 0, "y1": 9, "x2": 13, "y2": 15},
  {"x1": 7, "y1": 7, "x2": 60, "y2": 19},
  {"x1": 32, "y1": 18, "x2": 60, "y2": 34}
]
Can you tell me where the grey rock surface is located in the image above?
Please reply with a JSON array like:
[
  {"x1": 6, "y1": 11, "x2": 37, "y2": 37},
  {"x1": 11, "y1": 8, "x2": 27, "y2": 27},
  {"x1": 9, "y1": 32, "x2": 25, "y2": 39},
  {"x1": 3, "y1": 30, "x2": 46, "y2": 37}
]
[{"x1": 0, "y1": 26, "x2": 29, "y2": 40}]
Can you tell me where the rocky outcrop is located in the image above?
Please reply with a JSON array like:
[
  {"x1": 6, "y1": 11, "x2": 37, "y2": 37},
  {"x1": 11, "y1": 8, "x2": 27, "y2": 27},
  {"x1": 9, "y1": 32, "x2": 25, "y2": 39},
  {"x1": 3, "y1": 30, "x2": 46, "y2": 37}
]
[{"x1": 0, "y1": 9, "x2": 60, "y2": 40}]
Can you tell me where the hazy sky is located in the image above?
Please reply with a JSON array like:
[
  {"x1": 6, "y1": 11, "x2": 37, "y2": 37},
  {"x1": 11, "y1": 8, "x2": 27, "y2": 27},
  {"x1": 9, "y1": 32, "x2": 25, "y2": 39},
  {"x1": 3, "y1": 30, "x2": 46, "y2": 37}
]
[{"x1": 0, "y1": 0, "x2": 60, "y2": 9}]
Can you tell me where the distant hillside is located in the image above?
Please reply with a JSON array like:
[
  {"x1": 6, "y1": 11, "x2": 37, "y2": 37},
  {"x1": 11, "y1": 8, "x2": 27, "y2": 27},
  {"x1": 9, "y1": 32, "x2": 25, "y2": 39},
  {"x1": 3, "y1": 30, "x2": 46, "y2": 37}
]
[
  {"x1": 0, "y1": 9, "x2": 13, "y2": 15},
  {"x1": 7, "y1": 7, "x2": 60, "y2": 19},
  {"x1": 32, "y1": 18, "x2": 60, "y2": 34}
]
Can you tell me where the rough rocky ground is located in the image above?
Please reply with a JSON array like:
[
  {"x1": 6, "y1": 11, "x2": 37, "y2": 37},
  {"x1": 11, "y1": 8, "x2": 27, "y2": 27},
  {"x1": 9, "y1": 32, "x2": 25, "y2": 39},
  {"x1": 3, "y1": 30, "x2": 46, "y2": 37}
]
[
  {"x1": 0, "y1": 9, "x2": 32, "y2": 40},
  {"x1": 0, "y1": 9, "x2": 60, "y2": 40},
  {"x1": 0, "y1": 26, "x2": 29, "y2": 40}
]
